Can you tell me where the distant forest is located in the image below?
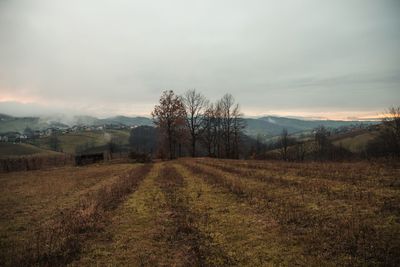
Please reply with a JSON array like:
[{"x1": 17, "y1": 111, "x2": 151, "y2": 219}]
[{"x1": 128, "y1": 90, "x2": 400, "y2": 162}]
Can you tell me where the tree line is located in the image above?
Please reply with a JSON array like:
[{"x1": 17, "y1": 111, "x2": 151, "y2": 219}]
[
  {"x1": 365, "y1": 107, "x2": 400, "y2": 159},
  {"x1": 151, "y1": 90, "x2": 246, "y2": 159},
  {"x1": 250, "y1": 106, "x2": 400, "y2": 162}
]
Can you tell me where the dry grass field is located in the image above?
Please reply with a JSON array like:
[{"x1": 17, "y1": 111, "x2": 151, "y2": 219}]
[
  {"x1": 0, "y1": 143, "x2": 61, "y2": 158},
  {"x1": 0, "y1": 158, "x2": 399, "y2": 266}
]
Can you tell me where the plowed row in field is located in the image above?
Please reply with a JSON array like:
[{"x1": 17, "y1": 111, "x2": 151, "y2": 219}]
[
  {"x1": 1, "y1": 159, "x2": 399, "y2": 266},
  {"x1": 0, "y1": 163, "x2": 152, "y2": 266}
]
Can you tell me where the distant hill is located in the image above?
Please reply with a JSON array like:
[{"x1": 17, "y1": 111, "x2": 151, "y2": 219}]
[
  {"x1": 0, "y1": 114, "x2": 153, "y2": 133},
  {"x1": 0, "y1": 113, "x2": 68, "y2": 133},
  {"x1": 330, "y1": 126, "x2": 381, "y2": 153},
  {"x1": 1, "y1": 113, "x2": 378, "y2": 140},
  {"x1": 244, "y1": 116, "x2": 378, "y2": 138},
  {"x1": 99, "y1": 116, "x2": 153, "y2": 126},
  {"x1": 60, "y1": 115, "x2": 153, "y2": 127}
]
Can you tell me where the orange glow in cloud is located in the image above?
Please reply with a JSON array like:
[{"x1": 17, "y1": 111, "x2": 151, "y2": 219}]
[
  {"x1": 0, "y1": 91, "x2": 385, "y2": 120},
  {"x1": 0, "y1": 92, "x2": 42, "y2": 104},
  {"x1": 243, "y1": 109, "x2": 383, "y2": 121}
]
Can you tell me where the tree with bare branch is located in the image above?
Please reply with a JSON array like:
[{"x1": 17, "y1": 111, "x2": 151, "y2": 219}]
[
  {"x1": 220, "y1": 94, "x2": 234, "y2": 157},
  {"x1": 232, "y1": 103, "x2": 245, "y2": 158},
  {"x1": 152, "y1": 90, "x2": 186, "y2": 159},
  {"x1": 182, "y1": 89, "x2": 209, "y2": 157},
  {"x1": 382, "y1": 106, "x2": 400, "y2": 158},
  {"x1": 279, "y1": 128, "x2": 289, "y2": 161}
]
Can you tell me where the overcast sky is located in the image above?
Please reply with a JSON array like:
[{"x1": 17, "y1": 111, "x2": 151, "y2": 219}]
[{"x1": 0, "y1": 0, "x2": 399, "y2": 119}]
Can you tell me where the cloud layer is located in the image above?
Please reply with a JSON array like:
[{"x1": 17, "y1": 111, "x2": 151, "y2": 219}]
[{"x1": 0, "y1": 0, "x2": 399, "y2": 117}]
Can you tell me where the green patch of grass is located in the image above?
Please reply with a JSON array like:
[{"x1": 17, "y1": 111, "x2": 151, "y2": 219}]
[
  {"x1": 0, "y1": 143, "x2": 60, "y2": 158},
  {"x1": 30, "y1": 129, "x2": 130, "y2": 154}
]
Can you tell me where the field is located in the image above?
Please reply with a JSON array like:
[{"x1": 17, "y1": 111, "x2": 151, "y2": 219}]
[
  {"x1": 0, "y1": 159, "x2": 399, "y2": 266},
  {"x1": 0, "y1": 143, "x2": 62, "y2": 158},
  {"x1": 331, "y1": 129, "x2": 379, "y2": 153},
  {"x1": 30, "y1": 129, "x2": 130, "y2": 154}
]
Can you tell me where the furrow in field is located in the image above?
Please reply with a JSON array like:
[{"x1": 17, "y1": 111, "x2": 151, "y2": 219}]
[
  {"x1": 2, "y1": 164, "x2": 152, "y2": 267},
  {"x1": 175, "y1": 162, "x2": 310, "y2": 266},
  {"x1": 199, "y1": 158, "x2": 400, "y2": 188},
  {"x1": 72, "y1": 164, "x2": 162, "y2": 266},
  {"x1": 155, "y1": 165, "x2": 234, "y2": 266},
  {"x1": 195, "y1": 160, "x2": 399, "y2": 213},
  {"x1": 181, "y1": 159, "x2": 400, "y2": 266},
  {"x1": 75, "y1": 163, "x2": 233, "y2": 266}
]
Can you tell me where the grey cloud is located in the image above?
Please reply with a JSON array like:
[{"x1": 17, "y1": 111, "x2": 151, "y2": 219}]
[{"x1": 0, "y1": 0, "x2": 399, "y2": 117}]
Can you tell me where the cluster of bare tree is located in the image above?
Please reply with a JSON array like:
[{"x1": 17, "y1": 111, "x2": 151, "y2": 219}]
[
  {"x1": 366, "y1": 107, "x2": 400, "y2": 159},
  {"x1": 263, "y1": 107, "x2": 400, "y2": 162},
  {"x1": 258, "y1": 125, "x2": 352, "y2": 162},
  {"x1": 48, "y1": 133, "x2": 61, "y2": 152},
  {"x1": 151, "y1": 90, "x2": 245, "y2": 159},
  {"x1": 200, "y1": 94, "x2": 245, "y2": 158}
]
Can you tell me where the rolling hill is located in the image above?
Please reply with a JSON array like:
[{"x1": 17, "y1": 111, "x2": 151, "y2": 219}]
[
  {"x1": 1, "y1": 113, "x2": 378, "y2": 143},
  {"x1": 244, "y1": 116, "x2": 378, "y2": 138},
  {"x1": 0, "y1": 143, "x2": 62, "y2": 158},
  {"x1": 0, "y1": 114, "x2": 153, "y2": 133},
  {"x1": 0, "y1": 114, "x2": 68, "y2": 133}
]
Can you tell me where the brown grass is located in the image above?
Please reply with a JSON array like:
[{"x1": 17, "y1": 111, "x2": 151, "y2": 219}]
[
  {"x1": 0, "y1": 163, "x2": 152, "y2": 266},
  {"x1": 182, "y1": 158, "x2": 400, "y2": 266},
  {"x1": 154, "y1": 165, "x2": 234, "y2": 266},
  {"x1": 1, "y1": 158, "x2": 399, "y2": 266},
  {"x1": 0, "y1": 154, "x2": 74, "y2": 173}
]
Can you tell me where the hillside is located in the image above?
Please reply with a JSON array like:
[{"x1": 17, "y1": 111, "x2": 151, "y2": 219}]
[
  {"x1": 0, "y1": 114, "x2": 59, "y2": 133},
  {"x1": 1, "y1": 113, "x2": 379, "y2": 145},
  {"x1": 244, "y1": 116, "x2": 378, "y2": 138},
  {"x1": 72, "y1": 115, "x2": 153, "y2": 126},
  {"x1": 0, "y1": 143, "x2": 61, "y2": 158},
  {"x1": 100, "y1": 116, "x2": 153, "y2": 126},
  {"x1": 331, "y1": 127, "x2": 380, "y2": 153},
  {"x1": 264, "y1": 125, "x2": 381, "y2": 159},
  {"x1": 0, "y1": 114, "x2": 153, "y2": 133},
  {"x1": 31, "y1": 129, "x2": 131, "y2": 154}
]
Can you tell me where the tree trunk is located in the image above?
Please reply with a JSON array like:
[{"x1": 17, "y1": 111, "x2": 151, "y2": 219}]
[{"x1": 192, "y1": 138, "x2": 196, "y2": 157}]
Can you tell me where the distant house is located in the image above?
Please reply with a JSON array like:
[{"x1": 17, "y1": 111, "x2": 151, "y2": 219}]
[
  {"x1": 45, "y1": 128, "x2": 54, "y2": 136},
  {"x1": 3, "y1": 132, "x2": 20, "y2": 143}
]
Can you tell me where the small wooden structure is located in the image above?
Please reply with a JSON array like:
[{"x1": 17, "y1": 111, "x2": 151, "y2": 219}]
[{"x1": 75, "y1": 153, "x2": 104, "y2": 166}]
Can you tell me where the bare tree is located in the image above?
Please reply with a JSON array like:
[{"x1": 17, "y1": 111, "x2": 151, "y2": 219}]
[
  {"x1": 202, "y1": 94, "x2": 245, "y2": 159},
  {"x1": 107, "y1": 136, "x2": 118, "y2": 159},
  {"x1": 294, "y1": 141, "x2": 307, "y2": 161},
  {"x1": 182, "y1": 89, "x2": 209, "y2": 157},
  {"x1": 220, "y1": 94, "x2": 235, "y2": 158},
  {"x1": 314, "y1": 125, "x2": 330, "y2": 160},
  {"x1": 232, "y1": 103, "x2": 245, "y2": 158},
  {"x1": 48, "y1": 133, "x2": 60, "y2": 152},
  {"x1": 202, "y1": 101, "x2": 224, "y2": 157},
  {"x1": 201, "y1": 103, "x2": 216, "y2": 156},
  {"x1": 214, "y1": 101, "x2": 223, "y2": 158},
  {"x1": 152, "y1": 90, "x2": 186, "y2": 159},
  {"x1": 279, "y1": 128, "x2": 289, "y2": 161},
  {"x1": 129, "y1": 126, "x2": 157, "y2": 155},
  {"x1": 382, "y1": 106, "x2": 400, "y2": 158}
]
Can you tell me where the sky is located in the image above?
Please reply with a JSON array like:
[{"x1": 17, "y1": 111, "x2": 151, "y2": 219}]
[{"x1": 0, "y1": 0, "x2": 399, "y2": 120}]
